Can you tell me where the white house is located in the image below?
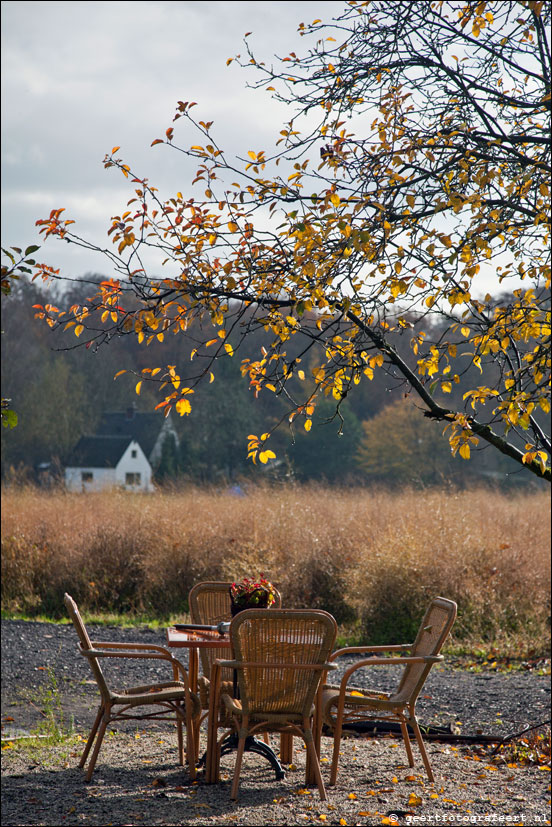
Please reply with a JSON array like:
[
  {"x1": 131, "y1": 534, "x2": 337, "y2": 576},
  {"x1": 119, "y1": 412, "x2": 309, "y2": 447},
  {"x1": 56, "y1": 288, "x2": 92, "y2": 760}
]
[
  {"x1": 64, "y1": 436, "x2": 153, "y2": 493},
  {"x1": 94, "y1": 405, "x2": 179, "y2": 469}
]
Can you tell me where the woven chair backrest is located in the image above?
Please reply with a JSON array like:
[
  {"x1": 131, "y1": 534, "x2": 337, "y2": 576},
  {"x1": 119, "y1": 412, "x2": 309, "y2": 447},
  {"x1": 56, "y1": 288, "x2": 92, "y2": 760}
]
[
  {"x1": 64, "y1": 593, "x2": 110, "y2": 702},
  {"x1": 395, "y1": 597, "x2": 457, "y2": 704},
  {"x1": 189, "y1": 581, "x2": 281, "y2": 684},
  {"x1": 230, "y1": 608, "x2": 337, "y2": 719}
]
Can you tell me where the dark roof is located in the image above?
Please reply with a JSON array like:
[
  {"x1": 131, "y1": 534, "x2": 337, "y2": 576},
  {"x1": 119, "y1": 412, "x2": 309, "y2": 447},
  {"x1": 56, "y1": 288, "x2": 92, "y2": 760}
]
[
  {"x1": 66, "y1": 435, "x2": 134, "y2": 468},
  {"x1": 95, "y1": 409, "x2": 163, "y2": 459}
]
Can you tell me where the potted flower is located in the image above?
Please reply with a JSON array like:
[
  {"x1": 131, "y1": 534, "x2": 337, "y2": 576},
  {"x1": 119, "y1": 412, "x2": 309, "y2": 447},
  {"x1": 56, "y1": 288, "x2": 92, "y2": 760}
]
[{"x1": 229, "y1": 574, "x2": 277, "y2": 616}]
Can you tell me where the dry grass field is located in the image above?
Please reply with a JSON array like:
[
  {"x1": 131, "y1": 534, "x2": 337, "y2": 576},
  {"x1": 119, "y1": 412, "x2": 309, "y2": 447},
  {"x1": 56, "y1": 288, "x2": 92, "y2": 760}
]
[{"x1": 2, "y1": 484, "x2": 550, "y2": 654}]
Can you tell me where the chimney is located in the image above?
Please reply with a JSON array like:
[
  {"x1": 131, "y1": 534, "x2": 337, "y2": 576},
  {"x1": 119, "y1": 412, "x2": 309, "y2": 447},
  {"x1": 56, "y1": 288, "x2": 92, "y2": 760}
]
[{"x1": 126, "y1": 403, "x2": 136, "y2": 420}]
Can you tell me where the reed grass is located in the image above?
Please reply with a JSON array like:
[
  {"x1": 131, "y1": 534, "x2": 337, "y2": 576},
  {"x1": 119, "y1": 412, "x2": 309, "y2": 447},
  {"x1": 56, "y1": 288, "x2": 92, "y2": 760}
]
[{"x1": 2, "y1": 483, "x2": 550, "y2": 655}]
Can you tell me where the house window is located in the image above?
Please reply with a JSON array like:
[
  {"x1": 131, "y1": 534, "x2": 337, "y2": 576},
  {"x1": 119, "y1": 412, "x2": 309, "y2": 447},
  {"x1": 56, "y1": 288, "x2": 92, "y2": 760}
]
[
  {"x1": 125, "y1": 472, "x2": 141, "y2": 486},
  {"x1": 81, "y1": 472, "x2": 93, "y2": 483},
  {"x1": 131, "y1": 449, "x2": 137, "y2": 458}
]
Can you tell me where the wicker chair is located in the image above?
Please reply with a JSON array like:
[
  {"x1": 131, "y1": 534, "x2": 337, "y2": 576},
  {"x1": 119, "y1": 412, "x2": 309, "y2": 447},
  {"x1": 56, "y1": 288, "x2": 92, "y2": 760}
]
[
  {"x1": 321, "y1": 596, "x2": 457, "y2": 785},
  {"x1": 208, "y1": 608, "x2": 338, "y2": 801},
  {"x1": 188, "y1": 581, "x2": 282, "y2": 719},
  {"x1": 64, "y1": 593, "x2": 200, "y2": 781}
]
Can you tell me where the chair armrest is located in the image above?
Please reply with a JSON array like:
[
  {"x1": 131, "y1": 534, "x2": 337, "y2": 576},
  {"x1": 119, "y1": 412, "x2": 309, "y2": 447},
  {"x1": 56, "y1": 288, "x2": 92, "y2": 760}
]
[
  {"x1": 338, "y1": 654, "x2": 443, "y2": 691},
  {"x1": 80, "y1": 645, "x2": 191, "y2": 687},
  {"x1": 330, "y1": 644, "x2": 413, "y2": 661},
  {"x1": 214, "y1": 659, "x2": 239, "y2": 669},
  {"x1": 215, "y1": 659, "x2": 338, "y2": 672},
  {"x1": 92, "y1": 641, "x2": 175, "y2": 655}
]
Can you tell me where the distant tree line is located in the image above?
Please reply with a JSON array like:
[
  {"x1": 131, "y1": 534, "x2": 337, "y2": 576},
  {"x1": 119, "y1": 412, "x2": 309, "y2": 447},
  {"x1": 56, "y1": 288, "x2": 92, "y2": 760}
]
[{"x1": 1, "y1": 276, "x2": 544, "y2": 488}]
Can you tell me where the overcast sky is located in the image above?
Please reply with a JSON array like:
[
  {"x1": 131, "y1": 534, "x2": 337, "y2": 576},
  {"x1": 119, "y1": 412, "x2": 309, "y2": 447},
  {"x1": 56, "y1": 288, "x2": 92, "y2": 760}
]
[{"x1": 1, "y1": 0, "x2": 346, "y2": 278}]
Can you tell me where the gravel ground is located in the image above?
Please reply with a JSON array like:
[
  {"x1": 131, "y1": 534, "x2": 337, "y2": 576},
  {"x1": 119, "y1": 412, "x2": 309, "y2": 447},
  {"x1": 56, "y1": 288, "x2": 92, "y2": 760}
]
[{"x1": 1, "y1": 619, "x2": 551, "y2": 826}]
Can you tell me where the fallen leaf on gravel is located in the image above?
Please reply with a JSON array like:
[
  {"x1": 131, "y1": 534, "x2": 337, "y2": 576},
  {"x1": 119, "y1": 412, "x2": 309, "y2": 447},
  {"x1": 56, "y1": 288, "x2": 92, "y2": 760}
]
[{"x1": 408, "y1": 793, "x2": 422, "y2": 806}]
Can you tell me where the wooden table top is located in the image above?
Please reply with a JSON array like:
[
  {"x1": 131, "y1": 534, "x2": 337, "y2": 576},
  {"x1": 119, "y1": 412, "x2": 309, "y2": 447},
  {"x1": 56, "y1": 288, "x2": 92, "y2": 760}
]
[{"x1": 166, "y1": 628, "x2": 232, "y2": 648}]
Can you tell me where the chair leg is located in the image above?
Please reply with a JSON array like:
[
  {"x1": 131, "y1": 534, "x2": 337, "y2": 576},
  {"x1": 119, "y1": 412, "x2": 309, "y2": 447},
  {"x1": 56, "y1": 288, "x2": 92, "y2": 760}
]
[
  {"x1": 400, "y1": 719, "x2": 415, "y2": 767},
  {"x1": 410, "y1": 716, "x2": 434, "y2": 783},
  {"x1": 176, "y1": 707, "x2": 184, "y2": 766},
  {"x1": 329, "y1": 716, "x2": 344, "y2": 786},
  {"x1": 304, "y1": 724, "x2": 327, "y2": 801},
  {"x1": 79, "y1": 706, "x2": 104, "y2": 769},
  {"x1": 85, "y1": 713, "x2": 110, "y2": 782},
  {"x1": 230, "y1": 731, "x2": 247, "y2": 801},
  {"x1": 184, "y1": 708, "x2": 197, "y2": 780},
  {"x1": 280, "y1": 732, "x2": 293, "y2": 764},
  {"x1": 193, "y1": 717, "x2": 202, "y2": 763}
]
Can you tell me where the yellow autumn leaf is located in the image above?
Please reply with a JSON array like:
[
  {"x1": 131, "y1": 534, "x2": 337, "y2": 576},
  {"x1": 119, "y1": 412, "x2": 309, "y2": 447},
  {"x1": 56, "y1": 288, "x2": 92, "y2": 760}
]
[
  {"x1": 408, "y1": 793, "x2": 423, "y2": 806},
  {"x1": 175, "y1": 398, "x2": 192, "y2": 416},
  {"x1": 304, "y1": 419, "x2": 312, "y2": 432},
  {"x1": 330, "y1": 192, "x2": 340, "y2": 207},
  {"x1": 74, "y1": 324, "x2": 84, "y2": 337},
  {"x1": 228, "y1": 221, "x2": 239, "y2": 233},
  {"x1": 298, "y1": 370, "x2": 305, "y2": 380},
  {"x1": 259, "y1": 450, "x2": 276, "y2": 464},
  {"x1": 135, "y1": 381, "x2": 142, "y2": 395},
  {"x1": 224, "y1": 343, "x2": 234, "y2": 356},
  {"x1": 459, "y1": 443, "x2": 471, "y2": 459}
]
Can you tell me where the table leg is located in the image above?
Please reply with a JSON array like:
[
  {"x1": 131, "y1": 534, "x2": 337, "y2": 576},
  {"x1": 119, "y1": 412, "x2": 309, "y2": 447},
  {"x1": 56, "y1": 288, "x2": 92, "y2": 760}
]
[
  {"x1": 189, "y1": 648, "x2": 198, "y2": 695},
  {"x1": 205, "y1": 662, "x2": 220, "y2": 783}
]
